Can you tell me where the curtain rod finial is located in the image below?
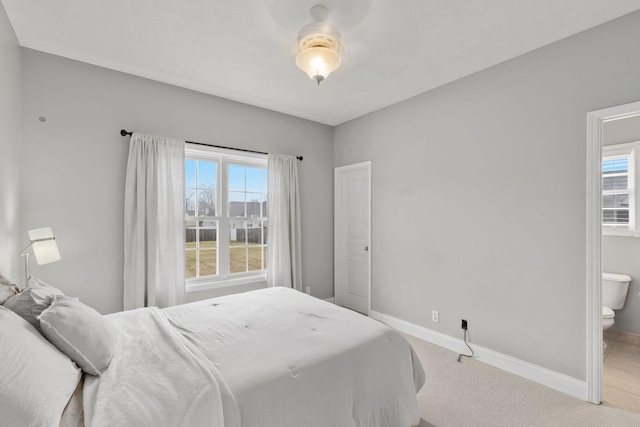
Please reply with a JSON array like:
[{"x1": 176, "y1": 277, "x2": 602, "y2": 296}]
[{"x1": 120, "y1": 129, "x2": 132, "y2": 137}]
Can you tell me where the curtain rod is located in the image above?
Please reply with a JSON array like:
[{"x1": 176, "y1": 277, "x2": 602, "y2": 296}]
[{"x1": 119, "y1": 130, "x2": 303, "y2": 161}]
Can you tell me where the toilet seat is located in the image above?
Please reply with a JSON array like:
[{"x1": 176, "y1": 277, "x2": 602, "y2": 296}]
[
  {"x1": 602, "y1": 306, "x2": 615, "y2": 319},
  {"x1": 602, "y1": 306, "x2": 615, "y2": 332}
]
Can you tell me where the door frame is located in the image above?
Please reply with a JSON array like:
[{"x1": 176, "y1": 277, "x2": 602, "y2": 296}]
[
  {"x1": 334, "y1": 161, "x2": 372, "y2": 315},
  {"x1": 586, "y1": 100, "x2": 640, "y2": 404}
]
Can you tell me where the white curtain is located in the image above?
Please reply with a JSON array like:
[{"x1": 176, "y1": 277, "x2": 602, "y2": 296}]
[
  {"x1": 124, "y1": 132, "x2": 185, "y2": 310},
  {"x1": 266, "y1": 154, "x2": 302, "y2": 290}
]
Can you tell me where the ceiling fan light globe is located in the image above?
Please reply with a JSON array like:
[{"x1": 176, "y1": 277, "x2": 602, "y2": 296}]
[{"x1": 296, "y1": 46, "x2": 341, "y2": 82}]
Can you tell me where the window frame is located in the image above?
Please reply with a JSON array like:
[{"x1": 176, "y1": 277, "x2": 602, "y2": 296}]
[
  {"x1": 602, "y1": 141, "x2": 639, "y2": 237},
  {"x1": 185, "y1": 144, "x2": 268, "y2": 292}
]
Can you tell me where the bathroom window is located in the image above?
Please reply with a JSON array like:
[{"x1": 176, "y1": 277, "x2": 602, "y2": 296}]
[
  {"x1": 602, "y1": 142, "x2": 640, "y2": 236},
  {"x1": 602, "y1": 157, "x2": 630, "y2": 226}
]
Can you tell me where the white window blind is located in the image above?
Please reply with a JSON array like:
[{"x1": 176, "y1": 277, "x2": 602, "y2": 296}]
[
  {"x1": 602, "y1": 141, "x2": 639, "y2": 235},
  {"x1": 602, "y1": 156, "x2": 630, "y2": 226}
]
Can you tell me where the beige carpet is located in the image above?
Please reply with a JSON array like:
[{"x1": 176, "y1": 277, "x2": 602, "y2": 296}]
[{"x1": 405, "y1": 334, "x2": 640, "y2": 426}]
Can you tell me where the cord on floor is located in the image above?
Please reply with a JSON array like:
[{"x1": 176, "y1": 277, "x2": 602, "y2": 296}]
[{"x1": 457, "y1": 328, "x2": 475, "y2": 362}]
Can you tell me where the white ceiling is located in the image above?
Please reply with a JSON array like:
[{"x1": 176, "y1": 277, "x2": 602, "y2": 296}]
[{"x1": 3, "y1": 0, "x2": 640, "y2": 126}]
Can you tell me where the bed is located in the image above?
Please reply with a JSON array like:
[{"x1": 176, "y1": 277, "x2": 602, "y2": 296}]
[{"x1": 1, "y1": 276, "x2": 425, "y2": 427}]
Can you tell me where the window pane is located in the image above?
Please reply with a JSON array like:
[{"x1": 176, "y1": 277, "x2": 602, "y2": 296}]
[
  {"x1": 603, "y1": 209, "x2": 629, "y2": 224},
  {"x1": 185, "y1": 224, "x2": 197, "y2": 249},
  {"x1": 229, "y1": 219, "x2": 246, "y2": 246},
  {"x1": 248, "y1": 246, "x2": 262, "y2": 272},
  {"x1": 197, "y1": 188, "x2": 217, "y2": 216},
  {"x1": 603, "y1": 194, "x2": 629, "y2": 209},
  {"x1": 603, "y1": 158, "x2": 628, "y2": 174},
  {"x1": 262, "y1": 194, "x2": 268, "y2": 217},
  {"x1": 264, "y1": 219, "x2": 268, "y2": 244},
  {"x1": 185, "y1": 189, "x2": 196, "y2": 216},
  {"x1": 603, "y1": 175, "x2": 628, "y2": 191},
  {"x1": 616, "y1": 210, "x2": 630, "y2": 223},
  {"x1": 246, "y1": 167, "x2": 261, "y2": 192},
  {"x1": 247, "y1": 220, "x2": 263, "y2": 246},
  {"x1": 198, "y1": 249, "x2": 217, "y2": 276},
  {"x1": 230, "y1": 247, "x2": 247, "y2": 274},
  {"x1": 261, "y1": 169, "x2": 268, "y2": 193},
  {"x1": 185, "y1": 250, "x2": 196, "y2": 278},
  {"x1": 199, "y1": 221, "x2": 218, "y2": 248},
  {"x1": 603, "y1": 210, "x2": 614, "y2": 224},
  {"x1": 198, "y1": 161, "x2": 217, "y2": 188},
  {"x1": 263, "y1": 247, "x2": 267, "y2": 270},
  {"x1": 229, "y1": 164, "x2": 245, "y2": 191},
  {"x1": 246, "y1": 194, "x2": 261, "y2": 217},
  {"x1": 229, "y1": 192, "x2": 245, "y2": 217},
  {"x1": 185, "y1": 159, "x2": 196, "y2": 188}
]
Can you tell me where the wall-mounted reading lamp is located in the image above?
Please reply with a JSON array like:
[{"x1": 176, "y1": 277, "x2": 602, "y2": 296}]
[{"x1": 19, "y1": 227, "x2": 61, "y2": 285}]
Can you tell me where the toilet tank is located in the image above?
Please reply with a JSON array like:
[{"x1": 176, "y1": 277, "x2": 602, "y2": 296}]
[{"x1": 602, "y1": 272, "x2": 631, "y2": 310}]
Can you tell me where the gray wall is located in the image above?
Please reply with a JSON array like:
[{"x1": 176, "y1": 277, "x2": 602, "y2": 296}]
[
  {"x1": 334, "y1": 11, "x2": 640, "y2": 380},
  {"x1": 603, "y1": 237, "x2": 640, "y2": 334},
  {"x1": 603, "y1": 117, "x2": 640, "y2": 334},
  {"x1": 0, "y1": 3, "x2": 21, "y2": 281},
  {"x1": 20, "y1": 49, "x2": 334, "y2": 314}
]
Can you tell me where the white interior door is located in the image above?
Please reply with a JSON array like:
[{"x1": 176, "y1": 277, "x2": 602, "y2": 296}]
[{"x1": 335, "y1": 161, "x2": 371, "y2": 315}]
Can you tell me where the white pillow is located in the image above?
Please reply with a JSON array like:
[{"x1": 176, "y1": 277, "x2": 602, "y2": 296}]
[
  {"x1": 2, "y1": 276, "x2": 64, "y2": 331},
  {"x1": 0, "y1": 272, "x2": 19, "y2": 304},
  {"x1": 39, "y1": 295, "x2": 118, "y2": 376},
  {"x1": 0, "y1": 306, "x2": 82, "y2": 427}
]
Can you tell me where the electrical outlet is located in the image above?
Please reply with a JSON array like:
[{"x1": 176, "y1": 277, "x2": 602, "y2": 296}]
[
  {"x1": 305, "y1": 287, "x2": 311, "y2": 295},
  {"x1": 432, "y1": 310, "x2": 439, "y2": 323},
  {"x1": 461, "y1": 319, "x2": 468, "y2": 330}
]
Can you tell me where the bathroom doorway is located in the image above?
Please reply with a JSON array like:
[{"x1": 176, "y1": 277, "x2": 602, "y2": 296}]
[
  {"x1": 586, "y1": 101, "x2": 640, "y2": 408},
  {"x1": 601, "y1": 114, "x2": 640, "y2": 413}
]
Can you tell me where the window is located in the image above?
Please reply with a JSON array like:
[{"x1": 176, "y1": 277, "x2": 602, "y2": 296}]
[
  {"x1": 185, "y1": 144, "x2": 268, "y2": 290},
  {"x1": 602, "y1": 157, "x2": 630, "y2": 226},
  {"x1": 602, "y1": 142, "x2": 639, "y2": 236}
]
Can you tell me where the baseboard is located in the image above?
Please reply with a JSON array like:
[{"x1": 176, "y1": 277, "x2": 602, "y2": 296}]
[
  {"x1": 370, "y1": 310, "x2": 588, "y2": 401},
  {"x1": 605, "y1": 328, "x2": 640, "y2": 346},
  {"x1": 324, "y1": 297, "x2": 335, "y2": 304}
]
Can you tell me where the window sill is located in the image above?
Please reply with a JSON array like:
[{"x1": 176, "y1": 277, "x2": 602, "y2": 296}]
[
  {"x1": 603, "y1": 229, "x2": 636, "y2": 237},
  {"x1": 186, "y1": 274, "x2": 267, "y2": 293}
]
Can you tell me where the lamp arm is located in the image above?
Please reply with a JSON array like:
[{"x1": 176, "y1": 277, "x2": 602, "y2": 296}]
[
  {"x1": 19, "y1": 244, "x2": 33, "y2": 288},
  {"x1": 19, "y1": 242, "x2": 34, "y2": 256}
]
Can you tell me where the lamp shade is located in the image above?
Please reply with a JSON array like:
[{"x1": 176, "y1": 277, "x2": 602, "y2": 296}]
[
  {"x1": 28, "y1": 227, "x2": 61, "y2": 265},
  {"x1": 296, "y1": 46, "x2": 341, "y2": 82}
]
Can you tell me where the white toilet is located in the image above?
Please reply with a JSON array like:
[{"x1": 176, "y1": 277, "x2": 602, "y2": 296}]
[{"x1": 602, "y1": 272, "x2": 631, "y2": 331}]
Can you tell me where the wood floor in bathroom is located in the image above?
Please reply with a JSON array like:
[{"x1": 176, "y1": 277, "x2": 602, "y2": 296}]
[{"x1": 603, "y1": 329, "x2": 640, "y2": 414}]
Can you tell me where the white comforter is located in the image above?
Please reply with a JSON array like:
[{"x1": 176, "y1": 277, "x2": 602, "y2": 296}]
[
  {"x1": 82, "y1": 307, "x2": 240, "y2": 427},
  {"x1": 84, "y1": 287, "x2": 425, "y2": 427}
]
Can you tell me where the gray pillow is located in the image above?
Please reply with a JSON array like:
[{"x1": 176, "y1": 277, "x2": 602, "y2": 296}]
[
  {"x1": 0, "y1": 272, "x2": 19, "y2": 305},
  {"x1": 39, "y1": 295, "x2": 117, "y2": 376},
  {"x1": 3, "y1": 276, "x2": 64, "y2": 331}
]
